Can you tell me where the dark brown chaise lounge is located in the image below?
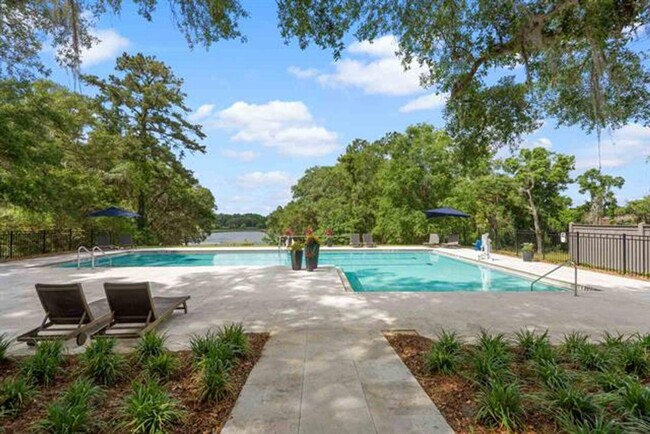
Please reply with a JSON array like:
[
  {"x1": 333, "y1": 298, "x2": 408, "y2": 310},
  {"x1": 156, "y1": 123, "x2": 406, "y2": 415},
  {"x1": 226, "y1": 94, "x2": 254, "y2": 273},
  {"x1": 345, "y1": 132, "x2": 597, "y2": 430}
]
[
  {"x1": 17, "y1": 283, "x2": 112, "y2": 346},
  {"x1": 362, "y1": 233, "x2": 376, "y2": 247},
  {"x1": 101, "y1": 282, "x2": 190, "y2": 338},
  {"x1": 350, "y1": 233, "x2": 362, "y2": 247}
]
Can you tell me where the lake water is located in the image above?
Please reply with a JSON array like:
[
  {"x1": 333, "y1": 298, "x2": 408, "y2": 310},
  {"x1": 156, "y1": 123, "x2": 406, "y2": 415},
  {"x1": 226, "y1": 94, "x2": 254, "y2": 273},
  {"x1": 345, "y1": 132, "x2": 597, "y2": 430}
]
[{"x1": 195, "y1": 231, "x2": 268, "y2": 245}]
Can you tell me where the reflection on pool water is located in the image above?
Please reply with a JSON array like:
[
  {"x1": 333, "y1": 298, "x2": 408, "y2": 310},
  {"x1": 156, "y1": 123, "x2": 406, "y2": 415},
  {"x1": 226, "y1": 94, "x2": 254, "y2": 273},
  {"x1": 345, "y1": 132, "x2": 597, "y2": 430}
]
[{"x1": 62, "y1": 251, "x2": 562, "y2": 293}]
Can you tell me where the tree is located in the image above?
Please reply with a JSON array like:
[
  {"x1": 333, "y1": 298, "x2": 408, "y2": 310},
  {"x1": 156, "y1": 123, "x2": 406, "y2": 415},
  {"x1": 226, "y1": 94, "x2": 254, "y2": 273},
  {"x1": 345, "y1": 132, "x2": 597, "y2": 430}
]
[
  {"x1": 0, "y1": 79, "x2": 105, "y2": 225},
  {"x1": 83, "y1": 53, "x2": 206, "y2": 234},
  {"x1": 576, "y1": 168, "x2": 625, "y2": 224},
  {"x1": 278, "y1": 1, "x2": 650, "y2": 152},
  {"x1": 503, "y1": 147, "x2": 574, "y2": 254},
  {"x1": 374, "y1": 125, "x2": 456, "y2": 243},
  {"x1": 450, "y1": 172, "x2": 525, "y2": 248},
  {"x1": 621, "y1": 195, "x2": 650, "y2": 223},
  {"x1": 0, "y1": 0, "x2": 248, "y2": 79}
]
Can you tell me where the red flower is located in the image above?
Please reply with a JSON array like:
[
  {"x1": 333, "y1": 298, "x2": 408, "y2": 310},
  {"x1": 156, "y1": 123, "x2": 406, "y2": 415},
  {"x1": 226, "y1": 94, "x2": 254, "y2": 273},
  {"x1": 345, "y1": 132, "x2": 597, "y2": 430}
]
[
  {"x1": 325, "y1": 228, "x2": 334, "y2": 236},
  {"x1": 305, "y1": 227, "x2": 314, "y2": 236},
  {"x1": 284, "y1": 228, "x2": 294, "y2": 236}
]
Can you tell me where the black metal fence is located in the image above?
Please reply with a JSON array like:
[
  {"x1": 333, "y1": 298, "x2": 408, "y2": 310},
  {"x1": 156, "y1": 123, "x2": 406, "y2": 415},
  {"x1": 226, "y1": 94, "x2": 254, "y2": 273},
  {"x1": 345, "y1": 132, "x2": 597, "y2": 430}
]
[
  {"x1": 492, "y1": 229, "x2": 649, "y2": 278},
  {"x1": 569, "y1": 232, "x2": 650, "y2": 277},
  {"x1": 0, "y1": 229, "x2": 90, "y2": 261}
]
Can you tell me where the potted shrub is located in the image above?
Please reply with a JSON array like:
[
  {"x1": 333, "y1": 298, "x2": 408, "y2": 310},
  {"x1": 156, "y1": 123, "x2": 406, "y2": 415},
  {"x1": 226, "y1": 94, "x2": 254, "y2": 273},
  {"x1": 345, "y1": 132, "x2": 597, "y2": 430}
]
[
  {"x1": 325, "y1": 228, "x2": 334, "y2": 247},
  {"x1": 290, "y1": 241, "x2": 304, "y2": 270},
  {"x1": 304, "y1": 233, "x2": 321, "y2": 272},
  {"x1": 521, "y1": 242, "x2": 535, "y2": 262}
]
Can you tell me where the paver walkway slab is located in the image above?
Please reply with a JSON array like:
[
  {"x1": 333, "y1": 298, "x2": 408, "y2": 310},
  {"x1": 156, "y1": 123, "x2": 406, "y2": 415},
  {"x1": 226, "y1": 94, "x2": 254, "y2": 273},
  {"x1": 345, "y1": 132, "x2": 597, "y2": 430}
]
[{"x1": 222, "y1": 328, "x2": 452, "y2": 434}]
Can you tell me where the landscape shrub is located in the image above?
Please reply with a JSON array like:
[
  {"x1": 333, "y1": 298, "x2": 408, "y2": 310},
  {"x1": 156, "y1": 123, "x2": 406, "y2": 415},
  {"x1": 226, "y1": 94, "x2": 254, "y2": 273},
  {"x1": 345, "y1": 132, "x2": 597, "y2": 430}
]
[
  {"x1": 217, "y1": 323, "x2": 250, "y2": 358},
  {"x1": 189, "y1": 330, "x2": 220, "y2": 362},
  {"x1": 36, "y1": 378, "x2": 103, "y2": 433},
  {"x1": 615, "y1": 378, "x2": 650, "y2": 420},
  {"x1": 122, "y1": 379, "x2": 184, "y2": 433},
  {"x1": 21, "y1": 341, "x2": 64, "y2": 385},
  {"x1": 80, "y1": 338, "x2": 125, "y2": 385},
  {"x1": 617, "y1": 341, "x2": 649, "y2": 377},
  {"x1": 561, "y1": 331, "x2": 590, "y2": 358},
  {"x1": 424, "y1": 330, "x2": 463, "y2": 374},
  {"x1": 144, "y1": 352, "x2": 178, "y2": 381},
  {"x1": 474, "y1": 380, "x2": 524, "y2": 431},
  {"x1": 135, "y1": 331, "x2": 166, "y2": 364},
  {"x1": 546, "y1": 384, "x2": 601, "y2": 425},
  {"x1": 0, "y1": 377, "x2": 33, "y2": 418},
  {"x1": 0, "y1": 333, "x2": 11, "y2": 362},
  {"x1": 515, "y1": 329, "x2": 550, "y2": 361},
  {"x1": 199, "y1": 355, "x2": 233, "y2": 402}
]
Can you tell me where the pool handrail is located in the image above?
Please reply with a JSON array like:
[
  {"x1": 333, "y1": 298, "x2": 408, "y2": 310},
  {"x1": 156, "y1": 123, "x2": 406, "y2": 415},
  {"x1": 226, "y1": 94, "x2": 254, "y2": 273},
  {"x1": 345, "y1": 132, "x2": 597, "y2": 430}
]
[
  {"x1": 77, "y1": 246, "x2": 92, "y2": 269},
  {"x1": 530, "y1": 260, "x2": 578, "y2": 296}
]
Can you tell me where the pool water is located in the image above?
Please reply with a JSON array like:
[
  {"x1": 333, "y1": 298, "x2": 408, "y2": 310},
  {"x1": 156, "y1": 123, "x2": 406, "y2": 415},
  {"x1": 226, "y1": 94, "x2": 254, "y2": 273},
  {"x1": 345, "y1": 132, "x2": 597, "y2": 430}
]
[{"x1": 63, "y1": 251, "x2": 562, "y2": 292}]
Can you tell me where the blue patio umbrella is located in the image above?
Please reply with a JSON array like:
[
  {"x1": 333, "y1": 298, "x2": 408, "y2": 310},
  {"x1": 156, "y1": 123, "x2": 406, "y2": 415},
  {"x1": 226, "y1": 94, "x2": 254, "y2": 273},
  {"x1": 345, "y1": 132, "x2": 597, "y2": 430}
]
[
  {"x1": 424, "y1": 207, "x2": 471, "y2": 218},
  {"x1": 87, "y1": 206, "x2": 140, "y2": 218}
]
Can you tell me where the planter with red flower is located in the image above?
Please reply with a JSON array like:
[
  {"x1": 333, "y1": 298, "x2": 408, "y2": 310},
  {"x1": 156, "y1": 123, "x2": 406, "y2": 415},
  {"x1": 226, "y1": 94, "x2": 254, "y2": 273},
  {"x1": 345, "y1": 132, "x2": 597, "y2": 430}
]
[
  {"x1": 284, "y1": 228, "x2": 294, "y2": 247},
  {"x1": 325, "y1": 228, "x2": 334, "y2": 247},
  {"x1": 290, "y1": 241, "x2": 304, "y2": 270},
  {"x1": 304, "y1": 233, "x2": 321, "y2": 272}
]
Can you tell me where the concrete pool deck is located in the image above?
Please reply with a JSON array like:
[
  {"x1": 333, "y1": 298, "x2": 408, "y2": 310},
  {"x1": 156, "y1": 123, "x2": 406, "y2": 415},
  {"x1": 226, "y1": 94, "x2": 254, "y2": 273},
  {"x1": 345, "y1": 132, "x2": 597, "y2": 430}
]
[{"x1": 1, "y1": 247, "x2": 649, "y2": 433}]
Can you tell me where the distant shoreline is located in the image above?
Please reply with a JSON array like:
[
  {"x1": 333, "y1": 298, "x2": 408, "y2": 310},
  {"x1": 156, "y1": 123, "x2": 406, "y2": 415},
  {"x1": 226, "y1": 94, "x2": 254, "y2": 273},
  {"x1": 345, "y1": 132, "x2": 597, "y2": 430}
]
[{"x1": 212, "y1": 228, "x2": 267, "y2": 233}]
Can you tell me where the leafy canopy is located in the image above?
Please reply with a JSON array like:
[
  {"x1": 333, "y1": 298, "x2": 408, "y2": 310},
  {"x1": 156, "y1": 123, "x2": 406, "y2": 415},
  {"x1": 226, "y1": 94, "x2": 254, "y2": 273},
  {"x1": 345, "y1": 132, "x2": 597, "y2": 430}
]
[
  {"x1": 0, "y1": 0, "x2": 248, "y2": 79},
  {"x1": 277, "y1": 0, "x2": 650, "y2": 150}
]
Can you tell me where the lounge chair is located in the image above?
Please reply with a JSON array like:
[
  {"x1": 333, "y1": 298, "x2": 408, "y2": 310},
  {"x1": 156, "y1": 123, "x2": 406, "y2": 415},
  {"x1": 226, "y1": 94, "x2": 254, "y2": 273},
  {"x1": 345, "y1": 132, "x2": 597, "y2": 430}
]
[
  {"x1": 17, "y1": 283, "x2": 112, "y2": 346},
  {"x1": 350, "y1": 234, "x2": 362, "y2": 248},
  {"x1": 442, "y1": 234, "x2": 460, "y2": 247},
  {"x1": 423, "y1": 233, "x2": 440, "y2": 247},
  {"x1": 101, "y1": 282, "x2": 190, "y2": 338},
  {"x1": 118, "y1": 233, "x2": 135, "y2": 248},
  {"x1": 362, "y1": 233, "x2": 376, "y2": 247},
  {"x1": 94, "y1": 232, "x2": 113, "y2": 248}
]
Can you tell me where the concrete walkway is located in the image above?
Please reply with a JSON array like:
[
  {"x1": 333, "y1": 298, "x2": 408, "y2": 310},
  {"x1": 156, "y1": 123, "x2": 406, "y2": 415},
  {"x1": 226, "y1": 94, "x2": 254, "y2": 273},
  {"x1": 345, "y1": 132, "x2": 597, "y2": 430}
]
[
  {"x1": 1, "y1": 248, "x2": 649, "y2": 433},
  {"x1": 222, "y1": 328, "x2": 451, "y2": 434}
]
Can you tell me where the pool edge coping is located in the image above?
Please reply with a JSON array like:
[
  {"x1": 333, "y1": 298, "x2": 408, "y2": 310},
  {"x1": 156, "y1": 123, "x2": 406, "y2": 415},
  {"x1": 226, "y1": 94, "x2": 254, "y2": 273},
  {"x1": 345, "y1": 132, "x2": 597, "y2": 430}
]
[{"x1": 432, "y1": 249, "x2": 590, "y2": 292}]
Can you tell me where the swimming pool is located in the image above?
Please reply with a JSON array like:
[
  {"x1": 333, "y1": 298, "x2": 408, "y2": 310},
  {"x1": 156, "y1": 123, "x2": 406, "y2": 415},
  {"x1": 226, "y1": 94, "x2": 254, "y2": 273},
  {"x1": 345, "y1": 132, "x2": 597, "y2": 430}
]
[{"x1": 63, "y1": 251, "x2": 563, "y2": 292}]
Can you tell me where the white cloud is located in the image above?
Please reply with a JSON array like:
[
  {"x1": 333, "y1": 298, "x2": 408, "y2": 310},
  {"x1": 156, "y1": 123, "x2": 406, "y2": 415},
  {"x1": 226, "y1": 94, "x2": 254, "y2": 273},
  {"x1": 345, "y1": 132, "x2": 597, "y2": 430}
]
[
  {"x1": 574, "y1": 124, "x2": 650, "y2": 170},
  {"x1": 399, "y1": 93, "x2": 448, "y2": 113},
  {"x1": 237, "y1": 171, "x2": 294, "y2": 189},
  {"x1": 288, "y1": 66, "x2": 320, "y2": 79},
  {"x1": 293, "y1": 35, "x2": 429, "y2": 97},
  {"x1": 348, "y1": 37, "x2": 399, "y2": 58},
  {"x1": 189, "y1": 104, "x2": 216, "y2": 122},
  {"x1": 221, "y1": 149, "x2": 258, "y2": 162},
  {"x1": 522, "y1": 137, "x2": 553, "y2": 149},
  {"x1": 81, "y1": 29, "x2": 129, "y2": 67},
  {"x1": 210, "y1": 100, "x2": 338, "y2": 157}
]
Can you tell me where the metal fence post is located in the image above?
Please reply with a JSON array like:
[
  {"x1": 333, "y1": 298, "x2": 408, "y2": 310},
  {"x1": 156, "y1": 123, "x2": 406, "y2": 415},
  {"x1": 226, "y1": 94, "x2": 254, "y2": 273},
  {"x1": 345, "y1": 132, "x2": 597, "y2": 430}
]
[
  {"x1": 622, "y1": 233, "x2": 627, "y2": 274},
  {"x1": 515, "y1": 231, "x2": 519, "y2": 255},
  {"x1": 41, "y1": 230, "x2": 47, "y2": 254},
  {"x1": 9, "y1": 231, "x2": 13, "y2": 259},
  {"x1": 68, "y1": 229, "x2": 73, "y2": 251},
  {"x1": 575, "y1": 232, "x2": 580, "y2": 265}
]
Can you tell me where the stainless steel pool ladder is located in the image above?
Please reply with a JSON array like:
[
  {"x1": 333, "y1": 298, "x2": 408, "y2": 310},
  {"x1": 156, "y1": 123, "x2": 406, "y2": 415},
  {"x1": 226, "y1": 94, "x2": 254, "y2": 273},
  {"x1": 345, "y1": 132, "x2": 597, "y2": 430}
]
[
  {"x1": 76, "y1": 245, "x2": 107, "y2": 269},
  {"x1": 77, "y1": 246, "x2": 92, "y2": 268},
  {"x1": 530, "y1": 260, "x2": 578, "y2": 296}
]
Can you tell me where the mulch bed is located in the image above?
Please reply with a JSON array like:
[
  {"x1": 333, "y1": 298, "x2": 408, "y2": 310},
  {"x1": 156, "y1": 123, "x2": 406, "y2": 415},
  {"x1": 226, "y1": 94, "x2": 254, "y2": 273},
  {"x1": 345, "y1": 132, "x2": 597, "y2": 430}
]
[
  {"x1": 384, "y1": 331, "x2": 556, "y2": 434},
  {"x1": 1, "y1": 333, "x2": 269, "y2": 433}
]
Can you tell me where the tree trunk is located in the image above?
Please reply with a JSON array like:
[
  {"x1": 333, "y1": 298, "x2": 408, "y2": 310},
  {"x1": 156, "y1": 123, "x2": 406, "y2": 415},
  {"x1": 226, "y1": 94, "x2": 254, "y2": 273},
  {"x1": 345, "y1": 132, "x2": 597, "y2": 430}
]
[
  {"x1": 524, "y1": 188, "x2": 544, "y2": 256},
  {"x1": 137, "y1": 189, "x2": 146, "y2": 231}
]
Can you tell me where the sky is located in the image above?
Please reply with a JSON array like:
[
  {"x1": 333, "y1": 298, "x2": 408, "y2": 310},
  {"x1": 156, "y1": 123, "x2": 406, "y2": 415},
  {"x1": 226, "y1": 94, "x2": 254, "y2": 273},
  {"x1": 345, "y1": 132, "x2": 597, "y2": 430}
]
[{"x1": 44, "y1": 2, "x2": 650, "y2": 215}]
